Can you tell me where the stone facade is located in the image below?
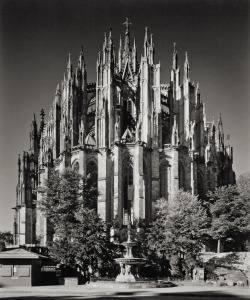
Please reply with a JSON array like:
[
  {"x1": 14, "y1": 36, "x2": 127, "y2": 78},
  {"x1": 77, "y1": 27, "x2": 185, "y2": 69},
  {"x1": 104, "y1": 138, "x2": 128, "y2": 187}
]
[{"x1": 13, "y1": 19, "x2": 235, "y2": 246}]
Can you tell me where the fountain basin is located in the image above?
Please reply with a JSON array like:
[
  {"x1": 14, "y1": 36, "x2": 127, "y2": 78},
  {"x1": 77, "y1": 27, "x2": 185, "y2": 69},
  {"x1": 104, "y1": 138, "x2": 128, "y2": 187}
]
[
  {"x1": 122, "y1": 241, "x2": 137, "y2": 247},
  {"x1": 115, "y1": 258, "x2": 146, "y2": 265}
]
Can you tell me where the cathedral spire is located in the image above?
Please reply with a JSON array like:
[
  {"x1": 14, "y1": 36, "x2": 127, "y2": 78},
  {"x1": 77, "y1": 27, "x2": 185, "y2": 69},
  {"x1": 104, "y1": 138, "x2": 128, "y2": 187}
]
[
  {"x1": 103, "y1": 32, "x2": 107, "y2": 49},
  {"x1": 172, "y1": 42, "x2": 178, "y2": 70},
  {"x1": 67, "y1": 53, "x2": 73, "y2": 78},
  {"x1": 17, "y1": 154, "x2": 21, "y2": 185},
  {"x1": 144, "y1": 27, "x2": 148, "y2": 57},
  {"x1": 108, "y1": 28, "x2": 114, "y2": 63},
  {"x1": 78, "y1": 45, "x2": 86, "y2": 70},
  {"x1": 123, "y1": 17, "x2": 131, "y2": 56},
  {"x1": 30, "y1": 114, "x2": 37, "y2": 151},
  {"x1": 148, "y1": 33, "x2": 154, "y2": 65},
  {"x1": 171, "y1": 115, "x2": 179, "y2": 146},
  {"x1": 132, "y1": 36, "x2": 137, "y2": 72},
  {"x1": 54, "y1": 83, "x2": 61, "y2": 106},
  {"x1": 123, "y1": 17, "x2": 131, "y2": 36},
  {"x1": 184, "y1": 52, "x2": 190, "y2": 81},
  {"x1": 55, "y1": 83, "x2": 60, "y2": 96},
  {"x1": 218, "y1": 113, "x2": 223, "y2": 130},
  {"x1": 216, "y1": 113, "x2": 224, "y2": 151},
  {"x1": 196, "y1": 83, "x2": 201, "y2": 105},
  {"x1": 109, "y1": 28, "x2": 112, "y2": 41},
  {"x1": 39, "y1": 109, "x2": 45, "y2": 135},
  {"x1": 118, "y1": 35, "x2": 122, "y2": 72}
]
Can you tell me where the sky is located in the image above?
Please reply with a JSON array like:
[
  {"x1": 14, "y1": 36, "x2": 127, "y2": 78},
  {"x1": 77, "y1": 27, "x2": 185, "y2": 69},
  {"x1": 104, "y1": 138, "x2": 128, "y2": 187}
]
[{"x1": 0, "y1": 0, "x2": 249, "y2": 232}]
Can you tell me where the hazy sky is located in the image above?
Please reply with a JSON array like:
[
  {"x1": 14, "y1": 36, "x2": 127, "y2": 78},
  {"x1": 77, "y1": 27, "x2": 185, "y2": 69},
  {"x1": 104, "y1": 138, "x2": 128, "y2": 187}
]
[{"x1": 0, "y1": 0, "x2": 249, "y2": 232}]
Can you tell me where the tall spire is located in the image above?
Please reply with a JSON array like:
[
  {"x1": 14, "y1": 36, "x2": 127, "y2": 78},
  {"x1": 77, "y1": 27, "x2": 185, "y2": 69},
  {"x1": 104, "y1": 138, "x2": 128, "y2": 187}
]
[
  {"x1": 108, "y1": 28, "x2": 114, "y2": 63},
  {"x1": 144, "y1": 27, "x2": 148, "y2": 57},
  {"x1": 132, "y1": 36, "x2": 137, "y2": 72},
  {"x1": 67, "y1": 53, "x2": 73, "y2": 78},
  {"x1": 103, "y1": 32, "x2": 107, "y2": 49},
  {"x1": 30, "y1": 113, "x2": 37, "y2": 150},
  {"x1": 39, "y1": 109, "x2": 45, "y2": 134},
  {"x1": 184, "y1": 51, "x2": 190, "y2": 80},
  {"x1": 78, "y1": 45, "x2": 85, "y2": 69},
  {"x1": 144, "y1": 27, "x2": 148, "y2": 44},
  {"x1": 123, "y1": 17, "x2": 131, "y2": 56},
  {"x1": 196, "y1": 83, "x2": 200, "y2": 105},
  {"x1": 218, "y1": 113, "x2": 223, "y2": 130},
  {"x1": 148, "y1": 33, "x2": 154, "y2": 65},
  {"x1": 123, "y1": 17, "x2": 131, "y2": 36},
  {"x1": 172, "y1": 42, "x2": 178, "y2": 70},
  {"x1": 55, "y1": 83, "x2": 60, "y2": 96},
  {"x1": 217, "y1": 113, "x2": 224, "y2": 151},
  {"x1": 118, "y1": 35, "x2": 122, "y2": 72}
]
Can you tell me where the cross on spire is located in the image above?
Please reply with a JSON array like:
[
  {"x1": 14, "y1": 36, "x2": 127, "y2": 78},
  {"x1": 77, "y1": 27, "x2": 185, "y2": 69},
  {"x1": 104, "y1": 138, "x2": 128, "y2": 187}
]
[{"x1": 123, "y1": 17, "x2": 132, "y2": 34}]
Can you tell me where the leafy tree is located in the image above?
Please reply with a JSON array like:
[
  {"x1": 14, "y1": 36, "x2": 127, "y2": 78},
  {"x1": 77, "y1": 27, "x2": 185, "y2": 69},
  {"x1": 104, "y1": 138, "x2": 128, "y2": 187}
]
[
  {"x1": 207, "y1": 185, "x2": 250, "y2": 252},
  {"x1": 147, "y1": 191, "x2": 209, "y2": 277},
  {"x1": 39, "y1": 168, "x2": 117, "y2": 277},
  {"x1": 0, "y1": 231, "x2": 13, "y2": 251},
  {"x1": 237, "y1": 171, "x2": 250, "y2": 200}
]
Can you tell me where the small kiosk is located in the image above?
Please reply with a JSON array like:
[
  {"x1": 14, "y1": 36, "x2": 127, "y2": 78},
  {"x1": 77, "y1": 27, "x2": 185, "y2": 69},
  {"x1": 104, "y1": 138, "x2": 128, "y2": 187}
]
[{"x1": 0, "y1": 248, "x2": 56, "y2": 286}]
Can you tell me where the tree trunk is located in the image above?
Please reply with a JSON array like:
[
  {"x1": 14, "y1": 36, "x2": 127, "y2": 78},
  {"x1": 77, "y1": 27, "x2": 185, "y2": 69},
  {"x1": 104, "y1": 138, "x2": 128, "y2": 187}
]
[{"x1": 217, "y1": 238, "x2": 221, "y2": 253}]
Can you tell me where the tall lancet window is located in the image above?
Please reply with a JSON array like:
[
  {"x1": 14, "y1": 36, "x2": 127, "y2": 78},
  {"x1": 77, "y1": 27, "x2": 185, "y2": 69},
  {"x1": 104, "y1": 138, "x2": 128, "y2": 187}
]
[
  {"x1": 123, "y1": 164, "x2": 134, "y2": 223},
  {"x1": 197, "y1": 170, "x2": 204, "y2": 198},
  {"x1": 160, "y1": 162, "x2": 170, "y2": 200},
  {"x1": 86, "y1": 161, "x2": 98, "y2": 210},
  {"x1": 127, "y1": 99, "x2": 133, "y2": 115},
  {"x1": 179, "y1": 163, "x2": 185, "y2": 190}
]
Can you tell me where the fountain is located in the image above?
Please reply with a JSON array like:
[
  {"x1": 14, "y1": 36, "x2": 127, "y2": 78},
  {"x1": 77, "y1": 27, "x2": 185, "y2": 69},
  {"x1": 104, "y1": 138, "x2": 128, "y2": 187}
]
[
  {"x1": 89, "y1": 221, "x2": 161, "y2": 288},
  {"x1": 115, "y1": 222, "x2": 146, "y2": 282}
]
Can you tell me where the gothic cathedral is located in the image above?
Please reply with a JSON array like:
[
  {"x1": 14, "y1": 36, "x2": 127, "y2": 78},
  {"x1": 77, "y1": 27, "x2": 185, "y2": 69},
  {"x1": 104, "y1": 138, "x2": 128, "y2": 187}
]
[{"x1": 14, "y1": 19, "x2": 235, "y2": 246}]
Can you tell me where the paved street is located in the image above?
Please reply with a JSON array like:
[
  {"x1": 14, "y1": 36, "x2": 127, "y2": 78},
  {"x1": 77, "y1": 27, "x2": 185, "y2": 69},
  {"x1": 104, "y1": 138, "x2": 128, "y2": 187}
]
[{"x1": 0, "y1": 285, "x2": 250, "y2": 300}]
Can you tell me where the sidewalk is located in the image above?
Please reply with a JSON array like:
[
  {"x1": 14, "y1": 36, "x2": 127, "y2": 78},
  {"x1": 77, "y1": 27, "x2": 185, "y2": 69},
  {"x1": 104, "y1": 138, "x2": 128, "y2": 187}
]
[{"x1": 0, "y1": 285, "x2": 250, "y2": 299}]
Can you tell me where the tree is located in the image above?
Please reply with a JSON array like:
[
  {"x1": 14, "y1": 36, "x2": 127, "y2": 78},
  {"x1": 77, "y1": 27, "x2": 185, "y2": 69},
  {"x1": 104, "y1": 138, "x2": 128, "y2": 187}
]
[
  {"x1": 237, "y1": 171, "x2": 250, "y2": 200},
  {"x1": 147, "y1": 190, "x2": 209, "y2": 277},
  {"x1": 207, "y1": 185, "x2": 250, "y2": 253},
  {"x1": 0, "y1": 231, "x2": 13, "y2": 251},
  {"x1": 39, "y1": 168, "x2": 117, "y2": 277}
]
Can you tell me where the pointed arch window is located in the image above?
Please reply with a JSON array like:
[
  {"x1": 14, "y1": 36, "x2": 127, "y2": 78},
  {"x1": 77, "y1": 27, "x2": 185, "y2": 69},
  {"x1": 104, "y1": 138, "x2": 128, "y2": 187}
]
[
  {"x1": 160, "y1": 162, "x2": 170, "y2": 200},
  {"x1": 123, "y1": 163, "x2": 134, "y2": 220},
  {"x1": 127, "y1": 99, "x2": 132, "y2": 115},
  {"x1": 73, "y1": 161, "x2": 79, "y2": 172},
  {"x1": 197, "y1": 170, "x2": 204, "y2": 198},
  {"x1": 179, "y1": 163, "x2": 185, "y2": 190},
  {"x1": 86, "y1": 161, "x2": 98, "y2": 188}
]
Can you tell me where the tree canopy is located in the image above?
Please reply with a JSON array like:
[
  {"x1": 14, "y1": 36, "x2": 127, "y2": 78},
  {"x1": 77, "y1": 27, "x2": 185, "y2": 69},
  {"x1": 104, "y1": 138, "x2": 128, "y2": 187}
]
[
  {"x1": 0, "y1": 231, "x2": 13, "y2": 251},
  {"x1": 147, "y1": 190, "x2": 210, "y2": 277},
  {"x1": 207, "y1": 185, "x2": 250, "y2": 251},
  {"x1": 39, "y1": 168, "x2": 117, "y2": 276},
  {"x1": 237, "y1": 171, "x2": 250, "y2": 200}
]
